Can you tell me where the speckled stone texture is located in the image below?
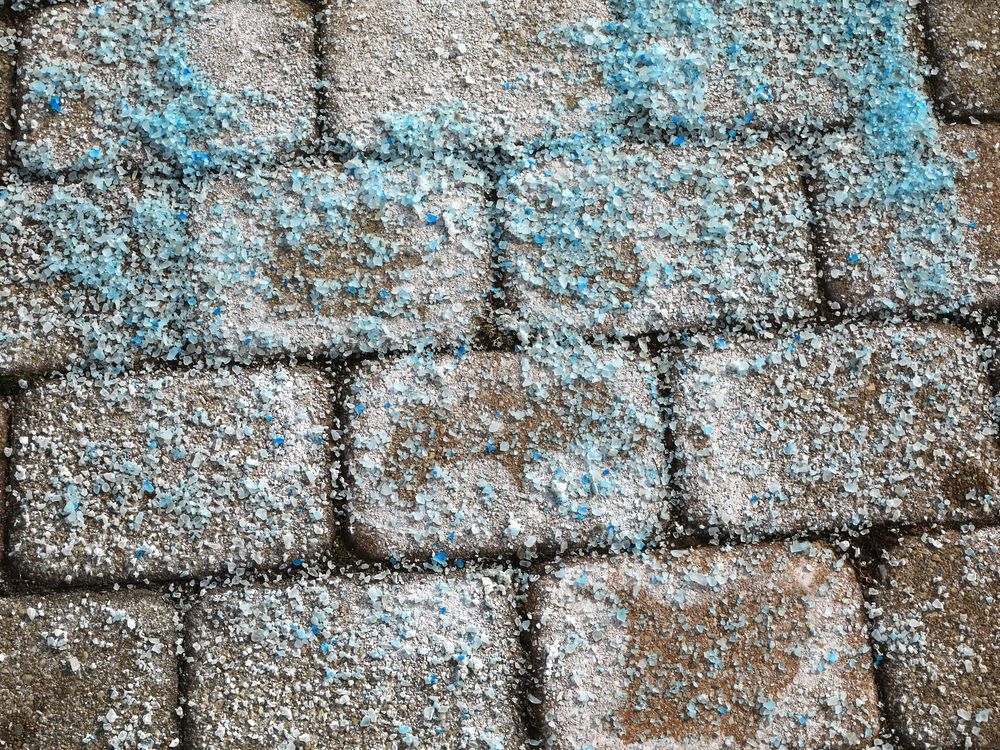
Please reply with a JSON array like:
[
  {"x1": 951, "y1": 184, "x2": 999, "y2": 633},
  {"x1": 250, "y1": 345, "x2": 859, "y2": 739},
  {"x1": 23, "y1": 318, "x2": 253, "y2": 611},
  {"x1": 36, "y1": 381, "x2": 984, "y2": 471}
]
[
  {"x1": 7, "y1": 365, "x2": 337, "y2": 584},
  {"x1": 345, "y1": 343, "x2": 667, "y2": 561},
  {"x1": 530, "y1": 541, "x2": 879, "y2": 749},
  {"x1": 641, "y1": 0, "x2": 923, "y2": 133},
  {"x1": 872, "y1": 528, "x2": 1000, "y2": 750},
  {"x1": 16, "y1": 0, "x2": 316, "y2": 174},
  {"x1": 926, "y1": 0, "x2": 1000, "y2": 119},
  {"x1": 185, "y1": 571, "x2": 524, "y2": 749},
  {"x1": 812, "y1": 125, "x2": 1000, "y2": 314},
  {"x1": 184, "y1": 0, "x2": 318, "y2": 156},
  {"x1": 670, "y1": 322, "x2": 1000, "y2": 537},
  {"x1": 500, "y1": 140, "x2": 819, "y2": 337},
  {"x1": 321, "y1": 0, "x2": 612, "y2": 150},
  {"x1": 0, "y1": 590, "x2": 180, "y2": 749},
  {"x1": 0, "y1": 21, "x2": 14, "y2": 166},
  {"x1": 0, "y1": 397, "x2": 9, "y2": 564},
  {"x1": 192, "y1": 160, "x2": 490, "y2": 357},
  {"x1": 0, "y1": 175, "x2": 188, "y2": 375}
]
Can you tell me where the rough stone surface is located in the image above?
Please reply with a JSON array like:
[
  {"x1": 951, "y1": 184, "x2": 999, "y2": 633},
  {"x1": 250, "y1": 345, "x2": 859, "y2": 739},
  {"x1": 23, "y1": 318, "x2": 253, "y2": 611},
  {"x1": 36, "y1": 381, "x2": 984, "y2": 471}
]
[
  {"x1": 0, "y1": 396, "x2": 9, "y2": 564},
  {"x1": 530, "y1": 541, "x2": 880, "y2": 749},
  {"x1": 500, "y1": 140, "x2": 819, "y2": 337},
  {"x1": 639, "y1": 0, "x2": 923, "y2": 133},
  {"x1": 321, "y1": 0, "x2": 612, "y2": 150},
  {"x1": 0, "y1": 589, "x2": 180, "y2": 749},
  {"x1": 16, "y1": 0, "x2": 316, "y2": 174},
  {"x1": 192, "y1": 160, "x2": 491, "y2": 357},
  {"x1": 8, "y1": 365, "x2": 337, "y2": 584},
  {"x1": 872, "y1": 528, "x2": 1000, "y2": 750},
  {"x1": 0, "y1": 22, "x2": 14, "y2": 166},
  {"x1": 185, "y1": 570, "x2": 524, "y2": 749},
  {"x1": 670, "y1": 323, "x2": 1000, "y2": 537},
  {"x1": 926, "y1": 0, "x2": 1000, "y2": 119},
  {"x1": 812, "y1": 125, "x2": 1000, "y2": 314},
  {"x1": 345, "y1": 344, "x2": 667, "y2": 561},
  {"x1": 0, "y1": 175, "x2": 186, "y2": 375},
  {"x1": 184, "y1": 0, "x2": 318, "y2": 156}
]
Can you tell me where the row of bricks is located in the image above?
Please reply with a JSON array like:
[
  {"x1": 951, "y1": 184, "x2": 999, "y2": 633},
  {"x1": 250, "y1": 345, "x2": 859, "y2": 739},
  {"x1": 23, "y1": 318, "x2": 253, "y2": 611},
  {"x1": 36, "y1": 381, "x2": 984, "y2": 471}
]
[
  {"x1": 0, "y1": 534, "x2": 996, "y2": 749},
  {"x1": 2, "y1": 124, "x2": 999, "y2": 374},
  {"x1": 0, "y1": 0, "x2": 996, "y2": 173},
  {"x1": 0, "y1": 321, "x2": 997, "y2": 584}
]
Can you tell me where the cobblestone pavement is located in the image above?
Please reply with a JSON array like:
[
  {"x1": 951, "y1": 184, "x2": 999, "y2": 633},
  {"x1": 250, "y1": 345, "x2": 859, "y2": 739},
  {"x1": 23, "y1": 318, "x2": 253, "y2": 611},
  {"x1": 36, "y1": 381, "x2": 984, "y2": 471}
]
[{"x1": 0, "y1": 0, "x2": 999, "y2": 749}]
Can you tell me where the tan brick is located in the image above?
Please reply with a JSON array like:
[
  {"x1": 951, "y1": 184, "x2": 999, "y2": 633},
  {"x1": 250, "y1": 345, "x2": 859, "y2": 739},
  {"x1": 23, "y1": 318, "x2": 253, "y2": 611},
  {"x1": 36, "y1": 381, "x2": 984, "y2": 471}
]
[
  {"x1": 927, "y1": 0, "x2": 1000, "y2": 119},
  {"x1": 321, "y1": 0, "x2": 612, "y2": 150},
  {"x1": 8, "y1": 365, "x2": 337, "y2": 584},
  {"x1": 500, "y1": 140, "x2": 819, "y2": 336},
  {"x1": 872, "y1": 528, "x2": 1000, "y2": 749},
  {"x1": 671, "y1": 323, "x2": 1000, "y2": 536},
  {"x1": 186, "y1": 571, "x2": 524, "y2": 749},
  {"x1": 531, "y1": 542, "x2": 879, "y2": 748},
  {"x1": 0, "y1": 590, "x2": 180, "y2": 749},
  {"x1": 192, "y1": 160, "x2": 490, "y2": 357},
  {"x1": 813, "y1": 125, "x2": 1000, "y2": 314},
  {"x1": 346, "y1": 343, "x2": 667, "y2": 561}
]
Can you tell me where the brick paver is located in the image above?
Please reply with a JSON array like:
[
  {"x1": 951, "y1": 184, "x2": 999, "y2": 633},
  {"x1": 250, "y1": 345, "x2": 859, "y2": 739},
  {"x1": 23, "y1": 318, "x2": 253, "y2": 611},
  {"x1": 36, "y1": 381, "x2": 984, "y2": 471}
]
[
  {"x1": 671, "y1": 323, "x2": 999, "y2": 537},
  {"x1": 872, "y1": 528, "x2": 1000, "y2": 749},
  {"x1": 193, "y1": 160, "x2": 490, "y2": 357},
  {"x1": 346, "y1": 344, "x2": 667, "y2": 561},
  {"x1": 17, "y1": 0, "x2": 316, "y2": 173},
  {"x1": 926, "y1": 0, "x2": 1000, "y2": 119},
  {"x1": 500, "y1": 140, "x2": 818, "y2": 336},
  {"x1": 7, "y1": 365, "x2": 336, "y2": 584},
  {"x1": 530, "y1": 541, "x2": 879, "y2": 748},
  {"x1": 0, "y1": 590, "x2": 180, "y2": 749},
  {"x1": 813, "y1": 125, "x2": 1000, "y2": 314},
  {"x1": 321, "y1": 0, "x2": 612, "y2": 150},
  {"x1": 185, "y1": 571, "x2": 523, "y2": 749}
]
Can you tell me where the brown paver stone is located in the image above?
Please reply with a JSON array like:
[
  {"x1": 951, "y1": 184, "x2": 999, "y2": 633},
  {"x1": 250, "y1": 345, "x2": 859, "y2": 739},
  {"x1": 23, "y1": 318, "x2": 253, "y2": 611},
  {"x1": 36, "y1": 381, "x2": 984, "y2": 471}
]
[
  {"x1": 8, "y1": 365, "x2": 337, "y2": 584},
  {"x1": 872, "y1": 528, "x2": 1000, "y2": 749},
  {"x1": 530, "y1": 541, "x2": 879, "y2": 749},
  {"x1": 192, "y1": 160, "x2": 490, "y2": 357},
  {"x1": 500, "y1": 139, "x2": 819, "y2": 337},
  {"x1": 813, "y1": 125, "x2": 1000, "y2": 314},
  {"x1": 0, "y1": 589, "x2": 180, "y2": 749},
  {"x1": 186, "y1": 571, "x2": 524, "y2": 749},
  {"x1": 671, "y1": 322, "x2": 1000, "y2": 537},
  {"x1": 926, "y1": 0, "x2": 1000, "y2": 119},
  {"x1": 321, "y1": 0, "x2": 612, "y2": 150},
  {"x1": 346, "y1": 343, "x2": 667, "y2": 561}
]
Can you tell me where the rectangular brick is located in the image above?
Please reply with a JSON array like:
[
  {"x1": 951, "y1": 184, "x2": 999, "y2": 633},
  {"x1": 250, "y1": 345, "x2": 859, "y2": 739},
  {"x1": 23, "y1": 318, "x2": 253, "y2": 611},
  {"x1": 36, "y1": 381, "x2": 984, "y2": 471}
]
[
  {"x1": 927, "y1": 0, "x2": 1000, "y2": 119},
  {"x1": 192, "y1": 160, "x2": 491, "y2": 357},
  {"x1": 8, "y1": 365, "x2": 337, "y2": 584},
  {"x1": 0, "y1": 176, "x2": 188, "y2": 375},
  {"x1": 812, "y1": 126, "x2": 1000, "y2": 314},
  {"x1": 345, "y1": 343, "x2": 667, "y2": 561},
  {"x1": 185, "y1": 571, "x2": 524, "y2": 748},
  {"x1": 17, "y1": 0, "x2": 316, "y2": 174},
  {"x1": 642, "y1": 1, "x2": 923, "y2": 133},
  {"x1": 671, "y1": 323, "x2": 1000, "y2": 537},
  {"x1": 321, "y1": 0, "x2": 611, "y2": 150},
  {"x1": 530, "y1": 541, "x2": 879, "y2": 748},
  {"x1": 500, "y1": 141, "x2": 819, "y2": 337},
  {"x1": 0, "y1": 590, "x2": 180, "y2": 749},
  {"x1": 871, "y1": 528, "x2": 1000, "y2": 749}
]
